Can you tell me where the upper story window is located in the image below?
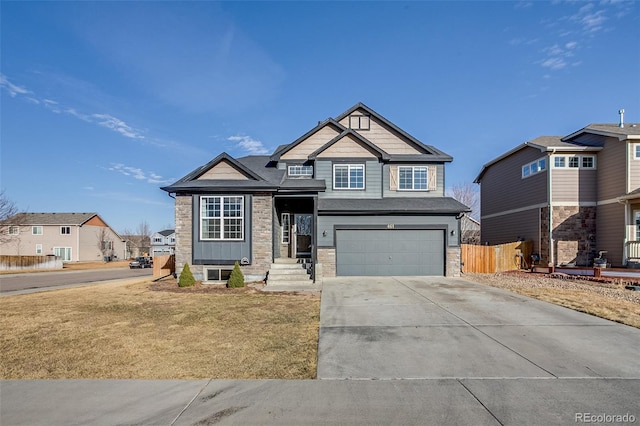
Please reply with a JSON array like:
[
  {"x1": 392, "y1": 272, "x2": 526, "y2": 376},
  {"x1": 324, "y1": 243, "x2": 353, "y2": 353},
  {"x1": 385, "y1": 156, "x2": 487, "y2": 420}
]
[
  {"x1": 348, "y1": 115, "x2": 370, "y2": 130},
  {"x1": 288, "y1": 165, "x2": 313, "y2": 176},
  {"x1": 333, "y1": 164, "x2": 365, "y2": 189},
  {"x1": 200, "y1": 196, "x2": 244, "y2": 240},
  {"x1": 522, "y1": 157, "x2": 547, "y2": 178},
  {"x1": 398, "y1": 166, "x2": 428, "y2": 190},
  {"x1": 153, "y1": 237, "x2": 162, "y2": 243},
  {"x1": 60, "y1": 226, "x2": 71, "y2": 235},
  {"x1": 635, "y1": 144, "x2": 640, "y2": 159},
  {"x1": 552, "y1": 155, "x2": 596, "y2": 169},
  {"x1": 32, "y1": 226, "x2": 43, "y2": 235},
  {"x1": 7, "y1": 226, "x2": 19, "y2": 235}
]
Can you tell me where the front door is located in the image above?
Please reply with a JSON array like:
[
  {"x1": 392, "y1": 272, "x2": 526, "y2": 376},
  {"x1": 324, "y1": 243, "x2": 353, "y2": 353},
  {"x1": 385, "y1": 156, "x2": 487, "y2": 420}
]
[{"x1": 294, "y1": 214, "x2": 313, "y2": 258}]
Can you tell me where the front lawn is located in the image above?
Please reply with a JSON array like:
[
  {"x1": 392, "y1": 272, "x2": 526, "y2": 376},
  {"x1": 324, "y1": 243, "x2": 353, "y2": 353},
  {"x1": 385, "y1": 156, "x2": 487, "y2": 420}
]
[{"x1": 0, "y1": 280, "x2": 320, "y2": 379}]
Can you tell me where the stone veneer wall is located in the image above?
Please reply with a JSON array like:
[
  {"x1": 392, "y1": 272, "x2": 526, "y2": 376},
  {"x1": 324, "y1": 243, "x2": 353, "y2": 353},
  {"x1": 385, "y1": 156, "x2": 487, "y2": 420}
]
[
  {"x1": 175, "y1": 194, "x2": 194, "y2": 277},
  {"x1": 540, "y1": 206, "x2": 597, "y2": 266},
  {"x1": 446, "y1": 247, "x2": 461, "y2": 277},
  {"x1": 242, "y1": 193, "x2": 273, "y2": 279}
]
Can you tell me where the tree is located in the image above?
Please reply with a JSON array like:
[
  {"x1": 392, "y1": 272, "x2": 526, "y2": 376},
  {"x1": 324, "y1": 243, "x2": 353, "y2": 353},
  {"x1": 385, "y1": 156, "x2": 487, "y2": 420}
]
[
  {"x1": 227, "y1": 261, "x2": 245, "y2": 288},
  {"x1": 96, "y1": 227, "x2": 114, "y2": 261},
  {"x1": 447, "y1": 183, "x2": 481, "y2": 245},
  {"x1": 136, "y1": 220, "x2": 152, "y2": 256},
  {"x1": 0, "y1": 190, "x2": 23, "y2": 246},
  {"x1": 178, "y1": 263, "x2": 196, "y2": 287}
]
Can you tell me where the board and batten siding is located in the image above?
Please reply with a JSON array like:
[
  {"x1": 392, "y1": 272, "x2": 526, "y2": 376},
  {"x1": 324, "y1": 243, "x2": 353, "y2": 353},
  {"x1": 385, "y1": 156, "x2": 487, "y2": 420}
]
[
  {"x1": 383, "y1": 163, "x2": 443, "y2": 197},
  {"x1": 280, "y1": 126, "x2": 341, "y2": 160},
  {"x1": 596, "y1": 202, "x2": 625, "y2": 266},
  {"x1": 551, "y1": 169, "x2": 597, "y2": 203},
  {"x1": 479, "y1": 147, "x2": 548, "y2": 217},
  {"x1": 597, "y1": 137, "x2": 626, "y2": 200},
  {"x1": 315, "y1": 159, "x2": 382, "y2": 199},
  {"x1": 317, "y1": 214, "x2": 459, "y2": 248},
  {"x1": 480, "y1": 208, "x2": 540, "y2": 251},
  {"x1": 338, "y1": 109, "x2": 422, "y2": 155}
]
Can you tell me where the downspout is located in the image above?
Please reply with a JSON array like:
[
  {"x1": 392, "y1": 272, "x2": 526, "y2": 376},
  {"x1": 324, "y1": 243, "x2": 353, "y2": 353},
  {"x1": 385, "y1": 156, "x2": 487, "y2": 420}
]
[{"x1": 548, "y1": 150, "x2": 554, "y2": 267}]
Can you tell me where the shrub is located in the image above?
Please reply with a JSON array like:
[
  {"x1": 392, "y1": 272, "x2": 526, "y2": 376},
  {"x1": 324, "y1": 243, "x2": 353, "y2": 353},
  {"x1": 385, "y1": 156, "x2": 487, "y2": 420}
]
[
  {"x1": 227, "y1": 261, "x2": 245, "y2": 288},
  {"x1": 178, "y1": 263, "x2": 196, "y2": 287}
]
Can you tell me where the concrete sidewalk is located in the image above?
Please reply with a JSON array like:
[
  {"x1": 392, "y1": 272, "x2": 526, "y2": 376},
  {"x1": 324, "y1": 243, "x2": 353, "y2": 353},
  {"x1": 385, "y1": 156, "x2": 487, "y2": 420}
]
[{"x1": 2, "y1": 276, "x2": 639, "y2": 425}]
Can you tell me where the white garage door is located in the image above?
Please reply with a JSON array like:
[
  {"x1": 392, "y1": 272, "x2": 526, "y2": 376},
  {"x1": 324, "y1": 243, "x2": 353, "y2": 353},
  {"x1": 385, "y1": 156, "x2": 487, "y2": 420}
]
[{"x1": 336, "y1": 229, "x2": 445, "y2": 276}]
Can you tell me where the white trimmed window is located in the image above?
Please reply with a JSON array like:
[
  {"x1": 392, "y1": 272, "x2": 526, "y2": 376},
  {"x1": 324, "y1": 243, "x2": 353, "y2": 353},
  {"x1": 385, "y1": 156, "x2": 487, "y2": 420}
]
[
  {"x1": 204, "y1": 266, "x2": 234, "y2": 283},
  {"x1": 398, "y1": 166, "x2": 428, "y2": 190},
  {"x1": 32, "y1": 226, "x2": 43, "y2": 235},
  {"x1": 522, "y1": 158, "x2": 547, "y2": 178},
  {"x1": 288, "y1": 165, "x2": 313, "y2": 176},
  {"x1": 61, "y1": 226, "x2": 71, "y2": 235},
  {"x1": 200, "y1": 196, "x2": 244, "y2": 240},
  {"x1": 333, "y1": 164, "x2": 365, "y2": 189},
  {"x1": 8, "y1": 226, "x2": 19, "y2": 235},
  {"x1": 552, "y1": 155, "x2": 596, "y2": 169},
  {"x1": 281, "y1": 213, "x2": 290, "y2": 244},
  {"x1": 635, "y1": 144, "x2": 640, "y2": 159},
  {"x1": 36, "y1": 244, "x2": 42, "y2": 254}
]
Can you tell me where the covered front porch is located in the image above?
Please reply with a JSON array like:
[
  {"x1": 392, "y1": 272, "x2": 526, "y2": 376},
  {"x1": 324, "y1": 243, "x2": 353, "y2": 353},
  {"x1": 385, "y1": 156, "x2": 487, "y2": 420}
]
[{"x1": 620, "y1": 191, "x2": 640, "y2": 267}]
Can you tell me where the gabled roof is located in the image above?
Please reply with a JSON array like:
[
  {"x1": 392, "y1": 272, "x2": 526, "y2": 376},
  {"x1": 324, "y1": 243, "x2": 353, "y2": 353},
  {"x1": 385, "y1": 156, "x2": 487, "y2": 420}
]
[
  {"x1": 156, "y1": 229, "x2": 175, "y2": 236},
  {"x1": 474, "y1": 136, "x2": 602, "y2": 183},
  {"x1": 308, "y1": 129, "x2": 391, "y2": 160},
  {"x1": 335, "y1": 102, "x2": 453, "y2": 161},
  {"x1": 6, "y1": 212, "x2": 100, "y2": 226},
  {"x1": 563, "y1": 123, "x2": 640, "y2": 142},
  {"x1": 172, "y1": 152, "x2": 265, "y2": 183},
  {"x1": 270, "y1": 119, "x2": 346, "y2": 161}
]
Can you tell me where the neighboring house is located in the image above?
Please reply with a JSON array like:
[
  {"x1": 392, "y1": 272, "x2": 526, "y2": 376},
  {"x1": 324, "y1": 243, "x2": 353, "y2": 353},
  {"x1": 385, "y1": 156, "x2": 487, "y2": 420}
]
[
  {"x1": 460, "y1": 215, "x2": 480, "y2": 244},
  {"x1": 161, "y1": 103, "x2": 469, "y2": 282},
  {"x1": 0, "y1": 212, "x2": 126, "y2": 262},
  {"x1": 122, "y1": 235, "x2": 150, "y2": 259},
  {"x1": 475, "y1": 120, "x2": 640, "y2": 268},
  {"x1": 150, "y1": 229, "x2": 175, "y2": 257}
]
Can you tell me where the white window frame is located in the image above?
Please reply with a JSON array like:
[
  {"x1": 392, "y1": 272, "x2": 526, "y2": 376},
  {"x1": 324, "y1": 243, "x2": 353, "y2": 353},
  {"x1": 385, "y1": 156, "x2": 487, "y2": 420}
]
[
  {"x1": 398, "y1": 166, "x2": 428, "y2": 190},
  {"x1": 552, "y1": 155, "x2": 596, "y2": 169},
  {"x1": 281, "y1": 213, "x2": 291, "y2": 244},
  {"x1": 333, "y1": 164, "x2": 365, "y2": 190},
  {"x1": 60, "y1": 226, "x2": 71, "y2": 235},
  {"x1": 203, "y1": 266, "x2": 234, "y2": 283},
  {"x1": 32, "y1": 226, "x2": 43, "y2": 235},
  {"x1": 554, "y1": 157, "x2": 565, "y2": 168},
  {"x1": 635, "y1": 144, "x2": 640, "y2": 160},
  {"x1": 581, "y1": 156, "x2": 595, "y2": 169},
  {"x1": 7, "y1": 225, "x2": 19, "y2": 235},
  {"x1": 287, "y1": 165, "x2": 313, "y2": 176},
  {"x1": 522, "y1": 157, "x2": 548, "y2": 178},
  {"x1": 36, "y1": 244, "x2": 43, "y2": 255},
  {"x1": 200, "y1": 196, "x2": 244, "y2": 241}
]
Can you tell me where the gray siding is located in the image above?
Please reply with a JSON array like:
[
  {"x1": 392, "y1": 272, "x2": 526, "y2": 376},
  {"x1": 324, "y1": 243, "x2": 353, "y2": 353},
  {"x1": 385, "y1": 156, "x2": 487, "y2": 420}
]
[
  {"x1": 317, "y1": 214, "x2": 459, "y2": 247},
  {"x1": 382, "y1": 163, "x2": 444, "y2": 197},
  {"x1": 316, "y1": 159, "x2": 382, "y2": 199},
  {"x1": 596, "y1": 203, "x2": 624, "y2": 266},
  {"x1": 551, "y1": 169, "x2": 597, "y2": 202},
  {"x1": 480, "y1": 208, "x2": 541, "y2": 253},
  {"x1": 597, "y1": 137, "x2": 626, "y2": 200},
  {"x1": 191, "y1": 195, "x2": 252, "y2": 265},
  {"x1": 480, "y1": 147, "x2": 548, "y2": 217}
]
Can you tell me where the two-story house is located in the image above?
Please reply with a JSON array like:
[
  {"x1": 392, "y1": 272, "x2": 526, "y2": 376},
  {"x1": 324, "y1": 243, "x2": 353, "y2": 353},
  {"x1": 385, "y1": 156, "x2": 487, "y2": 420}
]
[
  {"x1": 475, "y1": 120, "x2": 640, "y2": 268},
  {"x1": 150, "y1": 229, "x2": 175, "y2": 257},
  {"x1": 1, "y1": 212, "x2": 126, "y2": 262},
  {"x1": 161, "y1": 103, "x2": 469, "y2": 283}
]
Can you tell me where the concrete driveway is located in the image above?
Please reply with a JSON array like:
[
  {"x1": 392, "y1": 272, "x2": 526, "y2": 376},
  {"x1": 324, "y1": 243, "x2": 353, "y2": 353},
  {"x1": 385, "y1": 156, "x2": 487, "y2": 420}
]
[{"x1": 318, "y1": 276, "x2": 640, "y2": 379}]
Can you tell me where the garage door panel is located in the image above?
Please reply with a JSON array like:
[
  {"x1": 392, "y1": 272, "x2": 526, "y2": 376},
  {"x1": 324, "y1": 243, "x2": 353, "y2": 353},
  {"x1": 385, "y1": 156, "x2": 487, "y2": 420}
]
[{"x1": 336, "y1": 229, "x2": 444, "y2": 276}]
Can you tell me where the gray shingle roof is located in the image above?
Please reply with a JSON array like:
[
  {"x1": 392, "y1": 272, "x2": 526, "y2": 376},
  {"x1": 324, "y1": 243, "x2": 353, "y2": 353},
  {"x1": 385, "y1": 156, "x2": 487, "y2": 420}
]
[
  {"x1": 5, "y1": 212, "x2": 99, "y2": 225},
  {"x1": 318, "y1": 198, "x2": 470, "y2": 214},
  {"x1": 563, "y1": 123, "x2": 640, "y2": 141}
]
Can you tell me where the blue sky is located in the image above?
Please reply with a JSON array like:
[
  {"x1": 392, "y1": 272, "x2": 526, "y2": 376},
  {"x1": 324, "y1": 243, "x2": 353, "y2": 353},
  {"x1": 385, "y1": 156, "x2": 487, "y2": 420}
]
[{"x1": 1, "y1": 1, "x2": 638, "y2": 233}]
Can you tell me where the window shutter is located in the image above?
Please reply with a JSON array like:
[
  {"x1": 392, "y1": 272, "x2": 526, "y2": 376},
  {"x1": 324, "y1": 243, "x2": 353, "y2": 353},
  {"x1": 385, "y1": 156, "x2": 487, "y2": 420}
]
[
  {"x1": 428, "y1": 166, "x2": 437, "y2": 191},
  {"x1": 389, "y1": 166, "x2": 398, "y2": 190}
]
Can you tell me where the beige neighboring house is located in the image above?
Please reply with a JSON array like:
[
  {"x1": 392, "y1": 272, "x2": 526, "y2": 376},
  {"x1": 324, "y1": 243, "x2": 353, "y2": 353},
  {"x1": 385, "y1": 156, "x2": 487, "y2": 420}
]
[
  {"x1": 475, "y1": 119, "x2": 640, "y2": 268},
  {"x1": 1, "y1": 212, "x2": 126, "y2": 262}
]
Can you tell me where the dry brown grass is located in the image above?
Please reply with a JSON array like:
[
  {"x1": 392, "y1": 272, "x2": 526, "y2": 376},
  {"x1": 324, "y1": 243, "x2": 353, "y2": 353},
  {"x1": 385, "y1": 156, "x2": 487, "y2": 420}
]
[
  {"x1": 467, "y1": 272, "x2": 640, "y2": 328},
  {"x1": 0, "y1": 279, "x2": 320, "y2": 379}
]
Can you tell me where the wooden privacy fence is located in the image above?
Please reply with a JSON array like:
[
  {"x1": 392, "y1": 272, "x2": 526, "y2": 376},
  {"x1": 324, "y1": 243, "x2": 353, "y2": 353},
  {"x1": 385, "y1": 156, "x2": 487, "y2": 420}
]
[
  {"x1": 0, "y1": 255, "x2": 63, "y2": 271},
  {"x1": 461, "y1": 241, "x2": 533, "y2": 274},
  {"x1": 153, "y1": 254, "x2": 175, "y2": 279}
]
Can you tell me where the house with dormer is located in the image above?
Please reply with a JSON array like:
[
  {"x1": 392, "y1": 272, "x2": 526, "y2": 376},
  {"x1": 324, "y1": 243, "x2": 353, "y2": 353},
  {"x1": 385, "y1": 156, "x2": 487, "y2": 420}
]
[{"x1": 162, "y1": 103, "x2": 469, "y2": 284}]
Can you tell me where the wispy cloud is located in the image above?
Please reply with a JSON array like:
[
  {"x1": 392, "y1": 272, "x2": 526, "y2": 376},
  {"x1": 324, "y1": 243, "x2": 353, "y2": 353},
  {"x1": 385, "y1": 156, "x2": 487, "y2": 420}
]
[
  {"x1": 539, "y1": 41, "x2": 579, "y2": 70},
  {"x1": 228, "y1": 135, "x2": 270, "y2": 155},
  {"x1": 1, "y1": 73, "x2": 145, "y2": 140},
  {"x1": 108, "y1": 163, "x2": 174, "y2": 185}
]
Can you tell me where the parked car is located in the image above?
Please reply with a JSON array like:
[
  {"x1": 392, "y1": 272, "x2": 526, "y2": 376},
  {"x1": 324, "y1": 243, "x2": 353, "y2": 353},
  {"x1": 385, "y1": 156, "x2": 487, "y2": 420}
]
[{"x1": 129, "y1": 257, "x2": 152, "y2": 269}]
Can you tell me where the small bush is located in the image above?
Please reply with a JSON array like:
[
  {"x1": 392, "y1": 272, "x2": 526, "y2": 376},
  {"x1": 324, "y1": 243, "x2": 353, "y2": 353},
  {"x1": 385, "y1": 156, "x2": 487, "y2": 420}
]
[
  {"x1": 227, "y1": 261, "x2": 245, "y2": 288},
  {"x1": 178, "y1": 263, "x2": 196, "y2": 287}
]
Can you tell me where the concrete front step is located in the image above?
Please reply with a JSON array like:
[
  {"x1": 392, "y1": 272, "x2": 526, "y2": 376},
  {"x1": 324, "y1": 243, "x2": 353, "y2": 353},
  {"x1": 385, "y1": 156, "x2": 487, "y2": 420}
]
[
  {"x1": 268, "y1": 273, "x2": 311, "y2": 281},
  {"x1": 269, "y1": 263, "x2": 308, "y2": 270},
  {"x1": 273, "y1": 258, "x2": 309, "y2": 264},
  {"x1": 268, "y1": 268, "x2": 310, "y2": 275}
]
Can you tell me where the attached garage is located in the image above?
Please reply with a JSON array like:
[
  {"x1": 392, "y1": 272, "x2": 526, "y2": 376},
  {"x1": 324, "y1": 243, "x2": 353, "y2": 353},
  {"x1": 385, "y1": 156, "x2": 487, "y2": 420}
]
[{"x1": 335, "y1": 229, "x2": 445, "y2": 276}]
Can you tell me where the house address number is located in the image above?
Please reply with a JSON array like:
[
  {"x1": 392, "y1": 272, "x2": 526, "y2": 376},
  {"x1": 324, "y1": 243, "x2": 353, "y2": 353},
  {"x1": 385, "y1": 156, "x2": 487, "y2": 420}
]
[{"x1": 387, "y1": 224, "x2": 395, "y2": 229}]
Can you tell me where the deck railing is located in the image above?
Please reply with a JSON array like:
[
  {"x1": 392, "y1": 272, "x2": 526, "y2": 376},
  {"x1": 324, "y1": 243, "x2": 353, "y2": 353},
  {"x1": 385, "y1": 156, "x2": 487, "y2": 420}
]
[{"x1": 626, "y1": 241, "x2": 640, "y2": 261}]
